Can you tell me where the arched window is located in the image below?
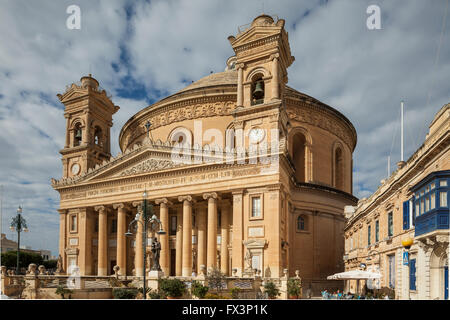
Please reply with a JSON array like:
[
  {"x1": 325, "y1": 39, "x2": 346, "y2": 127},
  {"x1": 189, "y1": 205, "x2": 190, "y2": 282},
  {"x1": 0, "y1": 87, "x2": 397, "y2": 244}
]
[
  {"x1": 297, "y1": 215, "x2": 307, "y2": 231},
  {"x1": 168, "y1": 127, "x2": 192, "y2": 146},
  {"x1": 292, "y1": 132, "x2": 306, "y2": 182},
  {"x1": 73, "y1": 123, "x2": 82, "y2": 146},
  {"x1": 334, "y1": 147, "x2": 344, "y2": 190},
  {"x1": 251, "y1": 75, "x2": 264, "y2": 105},
  {"x1": 94, "y1": 126, "x2": 103, "y2": 146}
]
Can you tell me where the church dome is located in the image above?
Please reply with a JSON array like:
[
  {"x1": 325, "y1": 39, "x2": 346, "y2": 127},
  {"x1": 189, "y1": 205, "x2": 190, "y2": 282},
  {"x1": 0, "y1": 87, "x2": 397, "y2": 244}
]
[{"x1": 177, "y1": 70, "x2": 238, "y2": 93}]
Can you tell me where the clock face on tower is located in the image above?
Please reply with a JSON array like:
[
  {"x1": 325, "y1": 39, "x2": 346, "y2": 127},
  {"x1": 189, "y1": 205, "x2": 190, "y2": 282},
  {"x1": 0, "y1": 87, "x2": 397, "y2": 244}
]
[
  {"x1": 71, "y1": 163, "x2": 80, "y2": 176},
  {"x1": 249, "y1": 127, "x2": 265, "y2": 143}
]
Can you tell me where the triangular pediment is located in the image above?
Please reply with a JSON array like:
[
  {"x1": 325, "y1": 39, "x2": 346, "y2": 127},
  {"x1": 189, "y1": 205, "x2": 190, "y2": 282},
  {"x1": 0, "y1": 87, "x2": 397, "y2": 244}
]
[
  {"x1": 57, "y1": 85, "x2": 88, "y2": 103},
  {"x1": 232, "y1": 26, "x2": 281, "y2": 48},
  {"x1": 86, "y1": 149, "x2": 185, "y2": 182}
]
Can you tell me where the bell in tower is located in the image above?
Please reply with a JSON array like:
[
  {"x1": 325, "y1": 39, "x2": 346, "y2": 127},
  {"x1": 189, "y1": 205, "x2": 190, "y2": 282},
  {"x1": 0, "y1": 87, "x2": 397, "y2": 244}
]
[{"x1": 252, "y1": 79, "x2": 265, "y2": 105}]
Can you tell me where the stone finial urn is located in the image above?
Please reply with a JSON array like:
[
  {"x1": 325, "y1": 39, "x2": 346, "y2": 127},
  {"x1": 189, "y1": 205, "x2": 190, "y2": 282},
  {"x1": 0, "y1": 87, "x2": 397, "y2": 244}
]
[
  {"x1": 38, "y1": 265, "x2": 46, "y2": 275},
  {"x1": 283, "y1": 268, "x2": 289, "y2": 278},
  {"x1": 295, "y1": 270, "x2": 300, "y2": 278},
  {"x1": 113, "y1": 265, "x2": 120, "y2": 277},
  {"x1": 1, "y1": 266, "x2": 6, "y2": 276},
  {"x1": 200, "y1": 265, "x2": 206, "y2": 276},
  {"x1": 232, "y1": 268, "x2": 237, "y2": 277},
  {"x1": 28, "y1": 263, "x2": 37, "y2": 275}
]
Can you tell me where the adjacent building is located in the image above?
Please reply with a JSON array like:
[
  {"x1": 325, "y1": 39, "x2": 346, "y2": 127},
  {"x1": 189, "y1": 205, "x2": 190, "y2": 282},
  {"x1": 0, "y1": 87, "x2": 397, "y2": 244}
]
[
  {"x1": 51, "y1": 14, "x2": 358, "y2": 294},
  {"x1": 344, "y1": 104, "x2": 449, "y2": 299}
]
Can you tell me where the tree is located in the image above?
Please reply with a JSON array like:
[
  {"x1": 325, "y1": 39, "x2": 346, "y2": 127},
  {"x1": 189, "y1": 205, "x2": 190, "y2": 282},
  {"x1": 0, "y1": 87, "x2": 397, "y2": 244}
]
[{"x1": 1, "y1": 251, "x2": 43, "y2": 271}]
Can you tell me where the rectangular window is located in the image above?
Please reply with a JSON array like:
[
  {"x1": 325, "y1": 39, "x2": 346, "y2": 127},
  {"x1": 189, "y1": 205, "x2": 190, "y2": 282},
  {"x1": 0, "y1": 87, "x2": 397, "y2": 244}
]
[
  {"x1": 251, "y1": 197, "x2": 261, "y2": 217},
  {"x1": 170, "y1": 215, "x2": 177, "y2": 236},
  {"x1": 350, "y1": 238, "x2": 353, "y2": 250},
  {"x1": 426, "y1": 186, "x2": 430, "y2": 193},
  {"x1": 440, "y1": 180, "x2": 448, "y2": 187},
  {"x1": 415, "y1": 202, "x2": 420, "y2": 217},
  {"x1": 388, "y1": 255, "x2": 395, "y2": 289},
  {"x1": 440, "y1": 192, "x2": 448, "y2": 207},
  {"x1": 403, "y1": 201, "x2": 410, "y2": 230},
  {"x1": 111, "y1": 219, "x2": 117, "y2": 234},
  {"x1": 430, "y1": 193, "x2": 436, "y2": 210},
  {"x1": 388, "y1": 212, "x2": 393, "y2": 237},
  {"x1": 71, "y1": 215, "x2": 77, "y2": 232},
  {"x1": 431, "y1": 182, "x2": 435, "y2": 190},
  {"x1": 425, "y1": 196, "x2": 430, "y2": 212},
  {"x1": 410, "y1": 258, "x2": 417, "y2": 291},
  {"x1": 375, "y1": 220, "x2": 379, "y2": 242},
  {"x1": 368, "y1": 225, "x2": 371, "y2": 246},
  {"x1": 420, "y1": 199, "x2": 424, "y2": 214}
]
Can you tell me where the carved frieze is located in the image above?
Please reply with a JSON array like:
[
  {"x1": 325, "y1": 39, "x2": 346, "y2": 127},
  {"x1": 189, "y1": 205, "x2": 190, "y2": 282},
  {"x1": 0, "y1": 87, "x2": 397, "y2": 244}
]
[
  {"x1": 124, "y1": 100, "x2": 236, "y2": 149},
  {"x1": 286, "y1": 106, "x2": 354, "y2": 150},
  {"x1": 119, "y1": 159, "x2": 180, "y2": 177}
]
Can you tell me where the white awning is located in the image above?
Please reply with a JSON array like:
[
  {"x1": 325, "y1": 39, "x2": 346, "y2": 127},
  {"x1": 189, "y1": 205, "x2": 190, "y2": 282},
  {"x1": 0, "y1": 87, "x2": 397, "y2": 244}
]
[{"x1": 327, "y1": 270, "x2": 382, "y2": 280}]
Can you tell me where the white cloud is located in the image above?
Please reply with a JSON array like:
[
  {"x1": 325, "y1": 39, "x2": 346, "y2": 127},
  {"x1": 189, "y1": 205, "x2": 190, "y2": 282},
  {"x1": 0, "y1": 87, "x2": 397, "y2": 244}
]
[{"x1": 0, "y1": 0, "x2": 449, "y2": 256}]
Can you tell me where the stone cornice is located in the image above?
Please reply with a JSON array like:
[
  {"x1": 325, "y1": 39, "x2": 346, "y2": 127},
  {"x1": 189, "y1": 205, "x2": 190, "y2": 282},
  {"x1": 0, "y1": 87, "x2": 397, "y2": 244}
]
[{"x1": 346, "y1": 130, "x2": 449, "y2": 230}]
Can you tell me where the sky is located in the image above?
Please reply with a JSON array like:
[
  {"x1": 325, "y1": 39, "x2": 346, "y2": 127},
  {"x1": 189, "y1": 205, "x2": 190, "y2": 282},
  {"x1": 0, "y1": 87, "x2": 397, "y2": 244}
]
[{"x1": 0, "y1": 0, "x2": 449, "y2": 257}]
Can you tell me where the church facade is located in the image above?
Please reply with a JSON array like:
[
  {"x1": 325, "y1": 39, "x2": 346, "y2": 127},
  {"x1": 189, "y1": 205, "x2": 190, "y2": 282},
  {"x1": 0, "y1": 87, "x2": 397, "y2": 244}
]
[{"x1": 52, "y1": 15, "x2": 357, "y2": 289}]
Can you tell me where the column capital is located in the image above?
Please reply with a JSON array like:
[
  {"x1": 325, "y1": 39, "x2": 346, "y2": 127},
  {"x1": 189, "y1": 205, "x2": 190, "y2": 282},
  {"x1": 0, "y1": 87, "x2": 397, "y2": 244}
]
[
  {"x1": 112, "y1": 203, "x2": 124, "y2": 210},
  {"x1": 203, "y1": 192, "x2": 219, "y2": 200},
  {"x1": 155, "y1": 198, "x2": 173, "y2": 206},
  {"x1": 94, "y1": 205, "x2": 105, "y2": 213},
  {"x1": 178, "y1": 195, "x2": 195, "y2": 203},
  {"x1": 270, "y1": 53, "x2": 280, "y2": 61},
  {"x1": 132, "y1": 201, "x2": 142, "y2": 208},
  {"x1": 237, "y1": 63, "x2": 245, "y2": 70}
]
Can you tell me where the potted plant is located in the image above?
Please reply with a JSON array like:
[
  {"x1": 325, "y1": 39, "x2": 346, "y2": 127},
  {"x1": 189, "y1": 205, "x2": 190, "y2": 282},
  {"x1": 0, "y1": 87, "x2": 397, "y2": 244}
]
[
  {"x1": 263, "y1": 281, "x2": 280, "y2": 299},
  {"x1": 230, "y1": 287, "x2": 241, "y2": 299},
  {"x1": 159, "y1": 278, "x2": 186, "y2": 299},
  {"x1": 287, "y1": 278, "x2": 301, "y2": 299},
  {"x1": 191, "y1": 280, "x2": 209, "y2": 299},
  {"x1": 55, "y1": 285, "x2": 73, "y2": 299},
  {"x1": 112, "y1": 288, "x2": 138, "y2": 299}
]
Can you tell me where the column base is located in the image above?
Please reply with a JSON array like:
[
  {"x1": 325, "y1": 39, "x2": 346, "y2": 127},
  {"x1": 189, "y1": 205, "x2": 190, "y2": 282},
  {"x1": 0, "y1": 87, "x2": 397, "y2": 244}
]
[
  {"x1": 182, "y1": 269, "x2": 193, "y2": 278},
  {"x1": 148, "y1": 270, "x2": 164, "y2": 279}
]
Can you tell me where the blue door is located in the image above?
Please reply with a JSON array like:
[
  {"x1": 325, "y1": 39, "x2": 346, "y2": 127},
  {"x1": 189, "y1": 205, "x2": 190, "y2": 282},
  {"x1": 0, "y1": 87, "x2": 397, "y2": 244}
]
[{"x1": 445, "y1": 266, "x2": 448, "y2": 300}]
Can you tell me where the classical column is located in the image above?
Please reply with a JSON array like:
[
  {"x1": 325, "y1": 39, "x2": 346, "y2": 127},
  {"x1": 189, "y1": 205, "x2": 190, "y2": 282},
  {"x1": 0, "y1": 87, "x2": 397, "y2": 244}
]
[
  {"x1": 78, "y1": 208, "x2": 92, "y2": 275},
  {"x1": 220, "y1": 202, "x2": 230, "y2": 275},
  {"x1": 271, "y1": 54, "x2": 279, "y2": 99},
  {"x1": 113, "y1": 203, "x2": 126, "y2": 276},
  {"x1": 155, "y1": 198, "x2": 172, "y2": 276},
  {"x1": 237, "y1": 64, "x2": 244, "y2": 106},
  {"x1": 232, "y1": 190, "x2": 244, "y2": 276},
  {"x1": 64, "y1": 117, "x2": 70, "y2": 148},
  {"x1": 132, "y1": 201, "x2": 144, "y2": 277},
  {"x1": 179, "y1": 196, "x2": 193, "y2": 277},
  {"x1": 204, "y1": 192, "x2": 218, "y2": 271},
  {"x1": 58, "y1": 209, "x2": 67, "y2": 273},
  {"x1": 94, "y1": 206, "x2": 107, "y2": 276},
  {"x1": 82, "y1": 112, "x2": 90, "y2": 145},
  {"x1": 197, "y1": 205, "x2": 207, "y2": 273},
  {"x1": 175, "y1": 206, "x2": 183, "y2": 276}
]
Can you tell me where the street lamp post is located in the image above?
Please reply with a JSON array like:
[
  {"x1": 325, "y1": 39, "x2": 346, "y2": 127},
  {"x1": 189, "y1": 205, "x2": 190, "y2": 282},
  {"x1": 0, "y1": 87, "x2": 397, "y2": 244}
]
[
  {"x1": 125, "y1": 191, "x2": 165, "y2": 299},
  {"x1": 9, "y1": 206, "x2": 29, "y2": 275},
  {"x1": 402, "y1": 238, "x2": 414, "y2": 300}
]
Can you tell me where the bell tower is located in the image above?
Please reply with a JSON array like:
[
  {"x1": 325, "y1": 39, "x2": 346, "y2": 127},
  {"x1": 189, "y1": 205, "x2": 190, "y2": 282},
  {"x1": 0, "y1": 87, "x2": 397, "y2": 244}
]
[
  {"x1": 228, "y1": 14, "x2": 295, "y2": 150},
  {"x1": 57, "y1": 74, "x2": 120, "y2": 178}
]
